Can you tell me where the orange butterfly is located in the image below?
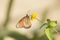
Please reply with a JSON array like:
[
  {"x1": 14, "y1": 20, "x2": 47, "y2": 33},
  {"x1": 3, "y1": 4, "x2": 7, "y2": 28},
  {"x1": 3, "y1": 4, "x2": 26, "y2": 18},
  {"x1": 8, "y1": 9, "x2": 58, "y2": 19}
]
[{"x1": 16, "y1": 14, "x2": 32, "y2": 29}]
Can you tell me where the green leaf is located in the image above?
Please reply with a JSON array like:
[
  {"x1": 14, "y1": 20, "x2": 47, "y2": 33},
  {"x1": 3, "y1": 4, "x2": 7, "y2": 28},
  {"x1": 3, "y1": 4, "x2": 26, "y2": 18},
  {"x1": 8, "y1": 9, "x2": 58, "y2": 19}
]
[
  {"x1": 47, "y1": 19, "x2": 57, "y2": 28},
  {"x1": 49, "y1": 21, "x2": 57, "y2": 27},
  {"x1": 45, "y1": 28, "x2": 53, "y2": 40}
]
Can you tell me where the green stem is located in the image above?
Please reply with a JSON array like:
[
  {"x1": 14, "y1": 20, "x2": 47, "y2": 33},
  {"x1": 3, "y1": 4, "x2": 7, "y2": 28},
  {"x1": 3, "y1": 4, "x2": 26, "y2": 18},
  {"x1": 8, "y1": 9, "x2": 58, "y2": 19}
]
[
  {"x1": 40, "y1": 23, "x2": 48, "y2": 29},
  {"x1": 3, "y1": 0, "x2": 13, "y2": 28}
]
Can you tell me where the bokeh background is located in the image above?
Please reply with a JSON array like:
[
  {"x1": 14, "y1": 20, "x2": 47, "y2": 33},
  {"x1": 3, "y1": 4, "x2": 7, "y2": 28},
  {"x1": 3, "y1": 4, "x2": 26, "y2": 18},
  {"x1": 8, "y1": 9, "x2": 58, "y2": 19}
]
[{"x1": 0, "y1": 0, "x2": 60, "y2": 40}]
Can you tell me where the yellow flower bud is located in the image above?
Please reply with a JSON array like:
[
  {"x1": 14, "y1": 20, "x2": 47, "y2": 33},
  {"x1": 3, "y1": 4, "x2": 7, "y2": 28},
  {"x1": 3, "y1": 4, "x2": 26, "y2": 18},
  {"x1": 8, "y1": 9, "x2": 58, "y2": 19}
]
[{"x1": 31, "y1": 12, "x2": 37, "y2": 20}]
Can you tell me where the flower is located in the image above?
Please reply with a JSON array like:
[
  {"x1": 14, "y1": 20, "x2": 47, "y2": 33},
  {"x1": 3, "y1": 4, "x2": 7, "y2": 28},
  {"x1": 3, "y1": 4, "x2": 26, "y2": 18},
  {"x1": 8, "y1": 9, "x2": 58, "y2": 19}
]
[{"x1": 31, "y1": 12, "x2": 37, "y2": 20}]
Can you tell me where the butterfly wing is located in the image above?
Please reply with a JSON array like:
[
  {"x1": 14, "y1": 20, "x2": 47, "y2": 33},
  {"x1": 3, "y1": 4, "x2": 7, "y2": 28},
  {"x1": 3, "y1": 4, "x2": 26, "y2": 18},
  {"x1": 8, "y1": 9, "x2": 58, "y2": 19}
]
[
  {"x1": 23, "y1": 17, "x2": 31, "y2": 29},
  {"x1": 16, "y1": 15, "x2": 31, "y2": 29},
  {"x1": 16, "y1": 17, "x2": 25, "y2": 28}
]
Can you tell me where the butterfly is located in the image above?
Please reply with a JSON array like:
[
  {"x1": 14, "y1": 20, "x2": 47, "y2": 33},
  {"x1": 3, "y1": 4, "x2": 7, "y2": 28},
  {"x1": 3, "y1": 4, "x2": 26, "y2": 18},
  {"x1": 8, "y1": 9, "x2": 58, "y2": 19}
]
[{"x1": 16, "y1": 14, "x2": 32, "y2": 29}]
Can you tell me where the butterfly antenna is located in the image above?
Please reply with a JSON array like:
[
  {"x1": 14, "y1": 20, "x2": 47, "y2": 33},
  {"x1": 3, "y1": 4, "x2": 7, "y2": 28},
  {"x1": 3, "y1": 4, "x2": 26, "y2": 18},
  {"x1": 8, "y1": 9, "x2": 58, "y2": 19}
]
[{"x1": 26, "y1": 9, "x2": 31, "y2": 16}]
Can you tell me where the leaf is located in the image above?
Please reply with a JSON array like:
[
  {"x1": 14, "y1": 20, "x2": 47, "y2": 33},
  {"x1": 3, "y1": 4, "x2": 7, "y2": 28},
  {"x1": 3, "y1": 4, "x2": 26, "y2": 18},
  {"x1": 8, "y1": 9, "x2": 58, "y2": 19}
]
[
  {"x1": 45, "y1": 28, "x2": 53, "y2": 40},
  {"x1": 47, "y1": 19, "x2": 57, "y2": 28},
  {"x1": 49, "y1": 21, "x2": 57, "y2": 27}
]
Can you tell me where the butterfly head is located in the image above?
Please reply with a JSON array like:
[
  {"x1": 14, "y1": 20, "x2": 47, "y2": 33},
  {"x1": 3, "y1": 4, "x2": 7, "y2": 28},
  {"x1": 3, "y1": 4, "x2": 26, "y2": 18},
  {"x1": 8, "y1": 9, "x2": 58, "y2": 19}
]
[{"x1": 26, "y1": 14, "x2": 29, "y2": 18}]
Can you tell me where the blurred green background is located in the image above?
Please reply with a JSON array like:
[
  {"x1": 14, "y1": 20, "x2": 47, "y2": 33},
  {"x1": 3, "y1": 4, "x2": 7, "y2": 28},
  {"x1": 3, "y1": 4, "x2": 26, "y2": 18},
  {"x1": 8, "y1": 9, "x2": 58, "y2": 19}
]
[{"x1": 0, "y1": 0, "x2": 60, "y2": 40}]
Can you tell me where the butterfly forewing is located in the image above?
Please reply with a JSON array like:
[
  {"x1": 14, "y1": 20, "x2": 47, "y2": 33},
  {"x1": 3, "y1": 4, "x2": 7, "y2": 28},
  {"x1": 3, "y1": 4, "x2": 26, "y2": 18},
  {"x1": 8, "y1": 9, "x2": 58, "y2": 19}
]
[{"x1": 16, "y1": 17, "x2": 25, "y2": 28}]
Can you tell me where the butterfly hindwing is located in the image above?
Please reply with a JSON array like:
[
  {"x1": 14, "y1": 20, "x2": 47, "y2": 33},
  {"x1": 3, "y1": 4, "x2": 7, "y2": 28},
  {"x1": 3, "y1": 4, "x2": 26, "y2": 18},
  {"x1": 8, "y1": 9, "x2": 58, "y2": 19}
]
[{"x1": 23, "y1": 16, "x2": 31, "y2": 29}]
